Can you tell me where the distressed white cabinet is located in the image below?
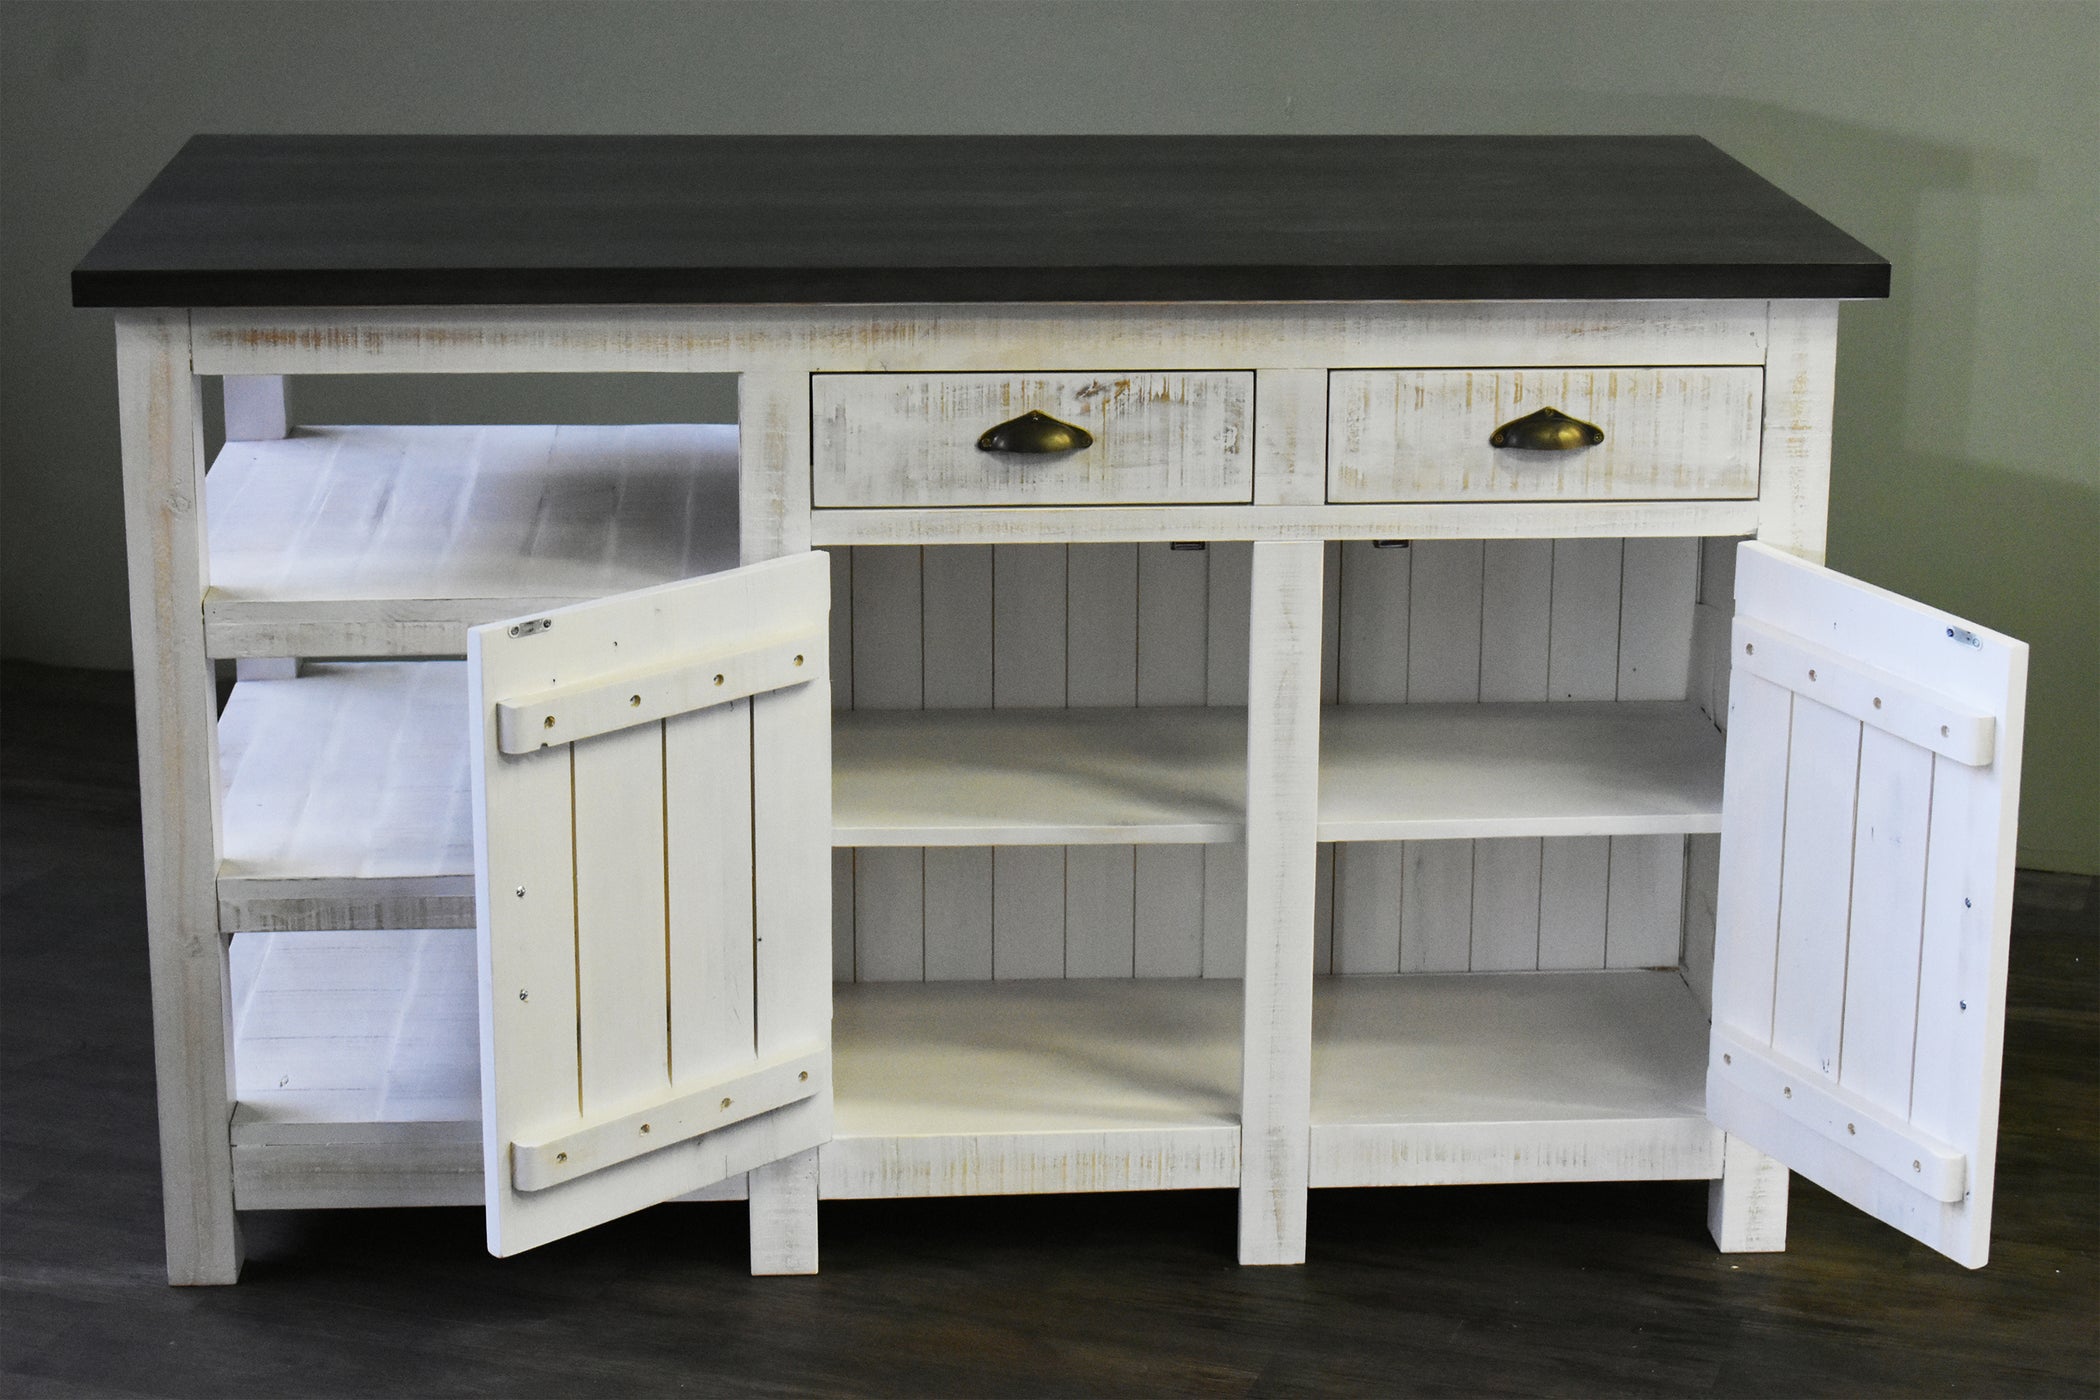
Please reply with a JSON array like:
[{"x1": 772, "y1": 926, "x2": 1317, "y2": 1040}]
[{"x1": 76, "y1": 137, "x2": 2027, "y2": 1284}]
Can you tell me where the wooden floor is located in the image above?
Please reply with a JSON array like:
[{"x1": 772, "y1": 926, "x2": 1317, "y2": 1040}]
[{"x1": 4, "y1": 660, "x2": 2094, "y2": 1398}]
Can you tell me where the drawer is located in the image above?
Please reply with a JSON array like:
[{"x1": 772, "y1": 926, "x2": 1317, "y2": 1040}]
[
  {"x1": 813, "y1": 372, "x2": 1253, "y2": 508},
  {"x1": 1328, "y1": 367, "x2": 1763, "y2": 504}
]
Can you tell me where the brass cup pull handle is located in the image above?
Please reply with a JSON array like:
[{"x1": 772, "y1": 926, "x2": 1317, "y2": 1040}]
[
  {"x1": 977, "y1": 410, "x2": 1093, "y2": 454},
  {"x1": 1488, "y1": 407, "x2": 1604, "y2": 451}
]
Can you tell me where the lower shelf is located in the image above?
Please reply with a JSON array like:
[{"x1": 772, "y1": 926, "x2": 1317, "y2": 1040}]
[
  {"x1": 1310, "y1": 970, "x2": 1722, "y2": 1187},
  {"x1": 228, "y1": 933, "x2": 1242, "y2": 1209},
  {"x1": 228, "y1": 931, "x2": 1723, "y2": 1211}
]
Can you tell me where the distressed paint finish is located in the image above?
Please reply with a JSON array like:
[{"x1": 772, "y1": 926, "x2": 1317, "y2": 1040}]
[
  {"x1": 116, "y1": 310, "x2": 244, "y2": 1284},
  {"x1": 1329, "y1": 367, "x2": 1764, "y2": 504},
  {"x1": 1755, "y1": 302, "x2": 1840, "y2": 562},
  {"x1": 813, "y1": 371, "x2": 1252, "y2": 507}
]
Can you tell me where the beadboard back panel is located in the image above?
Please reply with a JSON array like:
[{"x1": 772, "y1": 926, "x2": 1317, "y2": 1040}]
[{"x1": 833, "y1": 537, "x2": 1703, "y2": 983}]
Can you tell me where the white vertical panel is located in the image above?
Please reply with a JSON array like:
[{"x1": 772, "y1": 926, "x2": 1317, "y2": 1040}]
[
  {"x1": 1537, "y1": 835, "x2": 1610, "y2": 970},
  {"x1": 1771, "y1": 696, "x2": 1861, "y2": 1080},
  {"x1": 1605, "y1": 836, "x2": 1686, "y2": 968},
  {"x1": 1065, "y1": 847, "x2": 1135, "y2": 977},
  {"x1": 850, "y1": 545, "x2": 923, "y2": 981},
  {"x1": 830, "y1": 851, "x2": 855, "y2": 982},
  {"x1": 1540, "y1": 537, "x2": 1623, "y2": 975},
  {"x1": 571, "y1": 725, "x2": 670, "y2": 1110},
  {"x1": 828, "y1": 548, "x2": 854, "y2": 710},
  {"x1": 854, "y1": 850, "x2": 924, "y2": 983},
  {"x1": 665, "y1": 700, "x2": 754, "y2": 1084},
  {"x1": 1334, "y1": 541, "x2": 1409, "y2": 978},
  {"x1": 1136, "y1": 543, "x2": 1211, "y2": 977},
  {"x1": 993, "y1": 546, "x2": 1069, "y2": 981},
  {"x1": 1312, "y1": 845, "x2": 1336, "y2": 976},
  {"x1": 1548, "y1": 538, "x2": 1623, "y2": 701},
  {"x1": 1239, "y1": 540, "x2": 1323, "y2": 1265},
  {"x1": 1618, "y1": 537, "x2": 1699, "y2": 701},
  {"x1": 1405, "y1": 540, "x2": 1484, "y2": 703},
  {"x1": 1067, "y1": 542, "x2": 1139, "y2": 978},
  {"x1": 1478, "y1": 539, "x2": 1553, "y2": 702},
  {"x1": 923, "y1": 848, "x2": 994, "y2": 981},
  {"x1": 1337, "y1": 540, "x2": 1410, "y2": 702},
  {"x1": 1470, "y1": 838, "x2": 1543, "y2": 971},
  {"x1": 994, "y1": 849, "x2": 1067, "y2": 979},
  {"x1": 1400, "y1": 842, "x2": 1473, "y2": 973},
  {"x1": 222, "y1": 374, "x2": 289, "y2": 441},
  {"x1": 1333, "y1": 844, "x2": 1402, "y2": 974},
  {"x1": 1136, "y1": 847, "x2": 1205, "y2": 976},
  {"x1": 1204, "y1": 543, "x2": 1253, "y2": 979},
  {"x1": 1321, "y1": 542, "x2": 1343, "y2": 704},
  {"x1": 1836, "y1": 728, "x2": 1933, "y2": 1107},
  {"x1": 922, "y1": 548, "x2": 994, "y2": 981},
  {"x1": 1709, "y1": 673, "x2": 1793, "y2": 1033}
]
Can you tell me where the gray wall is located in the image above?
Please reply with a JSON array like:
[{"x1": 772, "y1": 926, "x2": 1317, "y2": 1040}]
[{"x1": 3, "y1": 0, "x2": 2093, "y2": 873}]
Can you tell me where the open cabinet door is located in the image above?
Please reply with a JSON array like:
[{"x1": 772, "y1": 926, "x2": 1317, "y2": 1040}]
[
  {"x1": 1708, "y1": 542, "x2": 2027, "y2": 1268},
  {"x1": 468, "y1": 553, "x2": 833, "y2": 1257}
]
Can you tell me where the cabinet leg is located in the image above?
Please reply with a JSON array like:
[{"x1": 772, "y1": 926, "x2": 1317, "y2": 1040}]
[
  {"x1": 1709, "y1": 1134, "x2": 1790, "y2": 1252},
  {"x1": 117, "y1": 312, "x2": 243, "y2": 1284},
  {"x1": 1237, "y1": 540, "x2": 1323, "y2": 1266},
  {"x1": 748, "y1": 1148, "x2": 821, "y2": 1275}
]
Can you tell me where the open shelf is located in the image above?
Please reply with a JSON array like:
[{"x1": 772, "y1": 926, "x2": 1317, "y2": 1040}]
[
  {"x1": 205, "y1": 423, "x2": 739, "y2": 658},
  {"x1": 834, "y1": 708, "x2": 1245, "y2": 845},
  {"x1": 1309, "y1": 970, "x2": 1722, "y2": 1188},
  {"x1": 227, "y1": 931, "x2": 1240, "y2": 1208},
  {"x1": 1320, "y1": 703, "x2": 1724, "y2": 841},
  {"x1": 218, "y1": 664, "x2": 1725, "y2": 930}
]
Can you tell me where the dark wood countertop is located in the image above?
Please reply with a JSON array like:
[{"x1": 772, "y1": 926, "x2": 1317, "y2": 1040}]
[{"x1": 73, "y1": 135, "x2": 1889, "y2": 308}]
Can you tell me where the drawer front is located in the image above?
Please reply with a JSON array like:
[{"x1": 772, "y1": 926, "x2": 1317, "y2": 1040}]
[
  {"x1": 1328, "y1": 367, "x2": 1763, "y2": 504},
  {"x1": 813, "y1": 372, "x2": 1254, "y2": 508}
]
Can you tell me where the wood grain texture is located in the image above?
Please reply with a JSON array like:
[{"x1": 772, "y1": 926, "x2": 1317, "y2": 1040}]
[
  {"x1": 1329, "y1": 367, "x2": 1762, "y2": 504},
  {"x1": 206, "y1": 424, "x2": 740, "y2": 658},
  {"x1": 77, "y1": 136, "x2": 1888, "y2": 307},
  {"x1": 115, "y1": 311, "x2": 243, "y2": 1285},
  {"x1": 813, "y1": 372, "x2": 1251, "y2": 507}
]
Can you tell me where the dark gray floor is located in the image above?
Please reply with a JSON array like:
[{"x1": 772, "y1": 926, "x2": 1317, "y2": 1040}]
[{"x1": 4, "y1": 661, "x2": 2095, "y2": 1398}]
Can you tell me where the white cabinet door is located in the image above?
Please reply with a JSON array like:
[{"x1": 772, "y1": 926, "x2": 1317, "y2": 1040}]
[
  {"x1": 469, "y1": 553, "x2": 834, "y2": 1256},
  {"x1": 1708, "y1": 542, "x2": 2027, "y2": 1268}
]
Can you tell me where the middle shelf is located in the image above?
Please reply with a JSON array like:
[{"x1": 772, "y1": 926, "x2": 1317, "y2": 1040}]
[{"x1": 217, "y1": 662, "x2": 1725, "y2": 931}]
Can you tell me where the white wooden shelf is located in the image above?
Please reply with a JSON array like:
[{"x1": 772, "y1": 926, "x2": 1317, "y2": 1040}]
[
  {"x1": 218, "y1": 663, "x2": 1728, "y2": 930},
  {"x1": 1309, "y1": 970, "x2": 1722, "y2": 1188},
  {"x1": 204, "y1": 423, "x2": 740, "y2": 658},
  {"x1": 228, "y1": 931, "x2": 1240, "y2": 1208},
  {"x1": 1320, "y1": 702, "x2": 1726, "y2": 841},
  {"x1": 834, "y1": 708, "x2": 1246, "y2": 846}
]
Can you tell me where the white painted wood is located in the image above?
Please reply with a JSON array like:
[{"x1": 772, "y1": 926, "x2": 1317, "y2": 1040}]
[
  {"x1": 1710, "y1": 1028, "x2": 1964, "y2": 1202},
  {"x1": 194, "y1": 302, "x2": 1769, "y2": 380},
  {"x1": 992, "y1": 849, "x2": 1068, "y2": 980},
  {"x1": 1065, "y1": 848, "x2": 1135, "y2": 977},
  {"x1": 812, "y1": 500, "x2": 1765, "y2": 547},
  {"x1": 990, "y1": 545, "x2": 1069, "y2": 981},
  {"x1": 1330, "y1": 367, "x2": 1763, "y2": 504},
  {"x1": 1479, "y1": 539, "x2": 1553, "y2": 702},
  {"x1": 1238, "y1": 541, "x2": 1324, "y2": 1266},
  {"x1": 920, "y1": 546, "x2": 996, "y2": 981},
  {"x1": 495, "y1": 628, "x2": 822, "y2": 754},
  {"x1": 1252, "y1": 367, "x2": 1328, "y2": 506},
  {"x1": 848, "y1": 545, "x2": 924, "y2": 979},
  {"x1": 1710, "y1": 542, "x2": 2028, "y2": 1268},
  {"x1": 1755, "y1": 303, "x2": 1839, "y2": 561},
  {"x1": 1537, "y1": 836, "x2": 1611, "y2": 971},
  {"x1": 1332, "y1": 540, "x2": 1410, "y2": 979},
  {"x1": 1470, "y1": 839, "x2": 1544, "y2": 972},
  {"x1": 218, "y1": 663, "x2": 473, "y2": 932},
  {"x1": 234, "y1": 657, "x2": 297, "y2": 681},
  {"x1": 749, "y1": 1150, "x2": 821, "y2": 1276},
  {"x1": 1708, "y1": 1136, "x2": 1790, "y2": 1252},
  {"x1": 1309, "y1": 972, "x2": 1722, "y2": 1187},
  {"x1": 1605, "y1": 835, "x2": 1686, "y2": 968},
  {"x1": 823, "y1": 980, "x2": 1240, "y2": 1197},
  {"x1": 1135, "y1": 542, "x2": 1213, "y2": 974},
  {"x1": 813, "y1": 371, "x2": 1253, "y2": 507},
  {"x1": 1136, "y1": 847, "x2": 1206, "y2": 977},
  {"x1": 205, "y1": 424, "x2": 740, "y2": 657},
  {"x1": 1547, "y1": 538, "x2": 1624, "y2": 701},
  {"x1": 1064, "y1": 540, "x2": 1141, "y2": 978},
  {"x1": 222, "y1": 374, "x2": 289, "y2": 440},
  {"x1": 116, "y1": 311, "x2": 243, "y2": 1285},
  {"x1": 835, "y1": 708, "x2": 1244, "y2": 845},
  {"x1": 1405, "y1": 540, "x2": 1484, "y2": 703},
  {"x1": 1617, "y1": 538, "x2": 1699, "y2": 701},
  {"x1": 1319, "y1": 702, "x2": 1725, "y2": 841},
  {"x1": 1399, "y1": 843, "x2": 1473, "y2": 973},
  {"x1": 666, "y1": 695, "x2": 757, "y2": 1085},
  {"x1": 923, "y1": 849, "x2": 994, "y2": 981},
  {"x1": 470, "y1": 554, "x2": 832, "y2": 1257},
  {"x1": 1202, "y1": 542, "x2": 1254, "y2": 979},
  {"x1": 1734, "y1": 617, "x2": 1995, "y2": 764},
  {"x1": 1333, "y1": 846, "x2": 1403, "y2": 975},
  {"x1": 738, "y1": 369, "x2": 811, "y2": 564},
  {"x1": 853, "y1": 849, "x2": 925, "y2": 982}
]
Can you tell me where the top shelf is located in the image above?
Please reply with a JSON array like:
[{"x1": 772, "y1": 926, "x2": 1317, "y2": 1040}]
[
  {"x1": 75, "y1": 136, "x2": 1889, "y2": 307},
  {"x1": 205, "y1": 423, "x2": 739, "y2": 658}
]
